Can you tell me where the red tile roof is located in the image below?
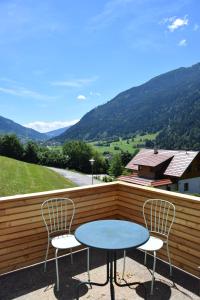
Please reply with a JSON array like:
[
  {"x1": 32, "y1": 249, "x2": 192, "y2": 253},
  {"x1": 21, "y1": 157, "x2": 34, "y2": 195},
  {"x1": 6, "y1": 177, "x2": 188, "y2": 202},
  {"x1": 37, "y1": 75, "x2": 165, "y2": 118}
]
[
  {"x1": 164, "y1": 151, "x2": 198, "y2": 177},
  {"x1": 119, "y1": 175, "x2": 172, "y2": 187},
  {"x1": 126, "y1": 149, "x2": 199, "y2": 178}
]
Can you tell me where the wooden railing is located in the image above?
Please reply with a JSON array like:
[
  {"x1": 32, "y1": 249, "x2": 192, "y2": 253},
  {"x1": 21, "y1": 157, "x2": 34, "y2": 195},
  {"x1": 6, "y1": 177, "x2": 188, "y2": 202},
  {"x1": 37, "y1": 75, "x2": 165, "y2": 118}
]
[
  {"x1": 117, "y1": 182, "x2": 200, "y2": 277},
  {"x1": 0, "y1": 181, "x2": 199, "y2": 278}
]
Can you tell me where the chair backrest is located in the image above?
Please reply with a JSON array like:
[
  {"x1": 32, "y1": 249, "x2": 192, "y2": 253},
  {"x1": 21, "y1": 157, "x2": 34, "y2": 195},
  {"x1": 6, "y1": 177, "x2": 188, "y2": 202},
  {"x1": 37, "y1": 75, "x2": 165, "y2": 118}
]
[
  {"x1": 143, "y1": 199, "x2": 175, "y2": 239},
  {"x1": 41, "y1": 197, "x2": 75, "y2": 236}
]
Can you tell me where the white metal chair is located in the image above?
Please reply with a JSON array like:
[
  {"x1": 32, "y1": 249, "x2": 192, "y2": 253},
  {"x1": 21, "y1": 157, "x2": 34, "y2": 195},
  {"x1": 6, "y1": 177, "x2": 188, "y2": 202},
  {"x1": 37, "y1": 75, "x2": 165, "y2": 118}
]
[
  {"x1": 41, "y1": 197, "x2": 90, "y2": 291},
  {"x1": 122, "y1": 199, "x2": 175, "y2": 295}
]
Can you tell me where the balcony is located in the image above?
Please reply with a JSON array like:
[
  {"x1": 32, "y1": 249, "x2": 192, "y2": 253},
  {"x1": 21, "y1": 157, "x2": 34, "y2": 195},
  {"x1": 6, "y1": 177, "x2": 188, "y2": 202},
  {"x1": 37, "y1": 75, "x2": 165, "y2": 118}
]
[{"x1": 0, "y1": 182, "x2": 199, "y2": 299}]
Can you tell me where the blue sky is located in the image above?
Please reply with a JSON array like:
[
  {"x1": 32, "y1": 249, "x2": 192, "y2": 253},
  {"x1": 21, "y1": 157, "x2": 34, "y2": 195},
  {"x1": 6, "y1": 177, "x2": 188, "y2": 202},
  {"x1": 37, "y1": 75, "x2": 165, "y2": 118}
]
[{"x1": 0, "y1": 0, "x2": 199, "y2": 132}]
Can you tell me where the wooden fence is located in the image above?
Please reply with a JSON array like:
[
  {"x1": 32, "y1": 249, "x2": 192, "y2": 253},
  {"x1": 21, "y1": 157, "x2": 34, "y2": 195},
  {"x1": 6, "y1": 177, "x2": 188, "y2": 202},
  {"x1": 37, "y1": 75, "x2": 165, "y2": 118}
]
[
  {"x1": 117, "y1": 182, "x2": 200, "y2": 277},
  {"x1": 0, "y1": 181, "x2": 199, "y2": 277}
]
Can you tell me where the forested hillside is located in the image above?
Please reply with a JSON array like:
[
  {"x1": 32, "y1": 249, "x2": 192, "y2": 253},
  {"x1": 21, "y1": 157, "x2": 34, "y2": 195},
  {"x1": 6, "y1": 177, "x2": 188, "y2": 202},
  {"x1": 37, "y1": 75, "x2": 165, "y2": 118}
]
[
  {"x1": 56, "y1": 63, "x2": 200, "y2": 150},
  {"x1": 0, "y1": 115, "x2": 47, "y2": 141}
]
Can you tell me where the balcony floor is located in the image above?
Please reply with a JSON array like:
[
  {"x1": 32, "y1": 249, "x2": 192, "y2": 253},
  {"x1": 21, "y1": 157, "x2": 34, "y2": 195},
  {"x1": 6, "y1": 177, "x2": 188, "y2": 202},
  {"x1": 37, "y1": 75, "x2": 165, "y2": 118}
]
[{"x1": 0, "y1": 249, "x2": 199, "y2": 300}]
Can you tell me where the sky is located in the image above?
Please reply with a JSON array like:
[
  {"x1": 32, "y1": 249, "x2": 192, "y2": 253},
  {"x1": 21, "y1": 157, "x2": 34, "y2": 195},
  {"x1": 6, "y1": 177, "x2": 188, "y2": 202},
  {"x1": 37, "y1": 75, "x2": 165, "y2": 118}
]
[{"x1": 0, "y1": 0, "x2": 199, "y2": 132}]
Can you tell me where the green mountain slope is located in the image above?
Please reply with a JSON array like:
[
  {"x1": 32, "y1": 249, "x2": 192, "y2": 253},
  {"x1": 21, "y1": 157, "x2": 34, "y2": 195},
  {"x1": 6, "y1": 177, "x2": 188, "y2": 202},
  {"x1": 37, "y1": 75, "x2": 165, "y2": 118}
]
[
  {"x1": 0, "y1": 156, "x2": 76, "y2": 196},
  {"x1": 56, "y1": 63, "x2": 200, "y2": 150},
  {"x1": 0, "y1": 115, "x2": 47, "y2": 141}
]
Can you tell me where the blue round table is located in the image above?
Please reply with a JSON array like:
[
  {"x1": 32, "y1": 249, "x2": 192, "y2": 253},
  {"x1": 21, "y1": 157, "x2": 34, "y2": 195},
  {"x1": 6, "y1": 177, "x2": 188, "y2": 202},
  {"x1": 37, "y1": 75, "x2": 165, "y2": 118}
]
[{"x1": 75, "y1": 220, "x2": 149, "y2": 300}]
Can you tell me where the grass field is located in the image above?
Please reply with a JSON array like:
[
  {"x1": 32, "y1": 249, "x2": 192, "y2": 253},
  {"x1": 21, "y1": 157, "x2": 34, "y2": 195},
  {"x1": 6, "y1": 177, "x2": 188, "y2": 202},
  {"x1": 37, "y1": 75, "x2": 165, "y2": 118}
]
[
  {"x1": 0, "y1": 156, "x2": 76, "y2": 197},
  {"x1": 90, "y1": 133, "x2": 157, "y2": 155}
]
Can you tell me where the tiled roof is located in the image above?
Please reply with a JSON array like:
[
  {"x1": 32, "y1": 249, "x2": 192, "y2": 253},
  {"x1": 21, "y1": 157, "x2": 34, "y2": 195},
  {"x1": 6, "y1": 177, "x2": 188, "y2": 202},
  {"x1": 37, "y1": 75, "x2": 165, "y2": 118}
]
[
  {"x1": 119, "y1": 175, "x2": 172, "y2": 187},
  {"x1": 126, "y1": 149, "x2": 199, "y2": 178},
  {"x1": 164, "y1": 151, "x2": 198, "y2": 177},
  {"x1": 126, "y1": 149, "x2": 176, "y2": 168}
]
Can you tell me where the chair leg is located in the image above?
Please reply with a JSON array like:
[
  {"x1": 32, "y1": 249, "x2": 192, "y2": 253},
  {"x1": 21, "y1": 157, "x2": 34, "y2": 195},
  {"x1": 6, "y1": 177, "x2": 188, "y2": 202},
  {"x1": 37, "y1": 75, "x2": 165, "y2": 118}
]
[
  {"x1": 166, "y1": 241, "x2": 172, "y2": 276},
  {"x1": 150, "y1": 251, "x2": 156, "y2": 295},
  {"x1": 70, "y1": 248, "x2": 73, "y2": 264},
  {"x1": 144, "y1": 250, "x2": 147, "y2": 265},
  {"x1": 44, "y1": 239, "x2": 50, "y2": 272},
  {"x1": 122, "y1": 250, "x2": 126, "y2": 279},
  {"x1": 55, "y1": 248, "x2": 59, "y2": 292},
  {"x1": 87, "y1": 248, "x2": 90, "y2": 282}
]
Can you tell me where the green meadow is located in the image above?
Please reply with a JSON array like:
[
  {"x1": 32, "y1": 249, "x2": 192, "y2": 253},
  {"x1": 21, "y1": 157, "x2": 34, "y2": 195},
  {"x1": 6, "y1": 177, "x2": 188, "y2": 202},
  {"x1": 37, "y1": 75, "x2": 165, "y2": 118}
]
[
  {"x1": 0, "y1": 156, "x2": 76, "y2": 197},
  {"x1": 90, "y1": 133, "x2": 157, "y2": 155}
]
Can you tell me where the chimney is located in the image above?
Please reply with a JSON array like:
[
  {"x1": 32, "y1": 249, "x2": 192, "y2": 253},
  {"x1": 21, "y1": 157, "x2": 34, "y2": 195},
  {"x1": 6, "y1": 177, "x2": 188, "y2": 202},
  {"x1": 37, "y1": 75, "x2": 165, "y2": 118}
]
[{"x1": 154, "y1": 147, "x2": 158, "y2": 154}]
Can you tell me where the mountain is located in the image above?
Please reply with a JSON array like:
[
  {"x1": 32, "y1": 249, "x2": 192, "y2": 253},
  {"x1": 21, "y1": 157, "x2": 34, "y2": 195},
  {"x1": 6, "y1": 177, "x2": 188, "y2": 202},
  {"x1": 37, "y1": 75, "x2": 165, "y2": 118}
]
[
  {"x1": 0, "y1": 115, "x2": 47, "y2": 141},
  {"x1": 55, "y1": 63, "x2": 200, "y2": 150},
  {"x1": 45, "y1": 126, "x2": 71, "y2": 138}
]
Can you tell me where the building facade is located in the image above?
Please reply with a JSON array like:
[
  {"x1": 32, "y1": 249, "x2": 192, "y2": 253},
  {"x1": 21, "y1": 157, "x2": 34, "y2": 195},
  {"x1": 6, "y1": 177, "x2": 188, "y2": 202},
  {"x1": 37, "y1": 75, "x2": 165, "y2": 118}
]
[{"x1": 119, "y1": 149, "x2": 200, "y2": 194}]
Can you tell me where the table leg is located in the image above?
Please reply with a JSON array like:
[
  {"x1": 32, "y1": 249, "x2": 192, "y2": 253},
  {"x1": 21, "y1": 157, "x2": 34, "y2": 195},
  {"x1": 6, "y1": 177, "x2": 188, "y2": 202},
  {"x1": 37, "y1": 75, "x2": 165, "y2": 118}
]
[
  {"x1": 109, "y1": 251, "x2": 115, "y2": 300},
  {"x1": 77, "y1": 250, "x2": 144, "y2": 300},
  {"x1": 113, "y1": 251, "x2": 145, "y2": 292},
  {"x1": 76, "y1": 251, "x2": 110, "y2": 300}
]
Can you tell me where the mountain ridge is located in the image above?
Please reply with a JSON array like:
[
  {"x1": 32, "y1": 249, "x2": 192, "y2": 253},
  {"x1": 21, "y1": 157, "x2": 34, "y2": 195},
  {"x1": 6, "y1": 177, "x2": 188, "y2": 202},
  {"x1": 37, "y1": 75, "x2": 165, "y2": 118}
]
[
  {"x1": 0, "y1": 116, "x2": 71, "y2": 141},
  {"x1": 55, "y1": 62, "x2": 200, "y2": 150},
  {"x1": 0, "y1": 115, "x2": 47, "y2": 141}
]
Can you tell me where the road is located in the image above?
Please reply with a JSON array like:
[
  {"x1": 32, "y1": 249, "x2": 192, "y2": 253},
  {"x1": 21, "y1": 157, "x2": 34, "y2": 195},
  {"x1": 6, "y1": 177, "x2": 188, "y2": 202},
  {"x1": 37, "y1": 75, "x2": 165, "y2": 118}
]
[{"x1": 48, "y1": 167, "x2": 102, "y2": 186}]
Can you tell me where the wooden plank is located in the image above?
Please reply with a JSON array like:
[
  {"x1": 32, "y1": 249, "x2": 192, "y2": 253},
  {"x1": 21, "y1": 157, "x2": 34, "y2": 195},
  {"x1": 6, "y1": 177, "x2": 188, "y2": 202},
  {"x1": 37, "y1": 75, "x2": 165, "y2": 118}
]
[
  {"x1": 0, "y1": 183, "x2": 117, "y2": 208},
  {"x1": 0, "y1": 207, "x2": 117, "y2": 242},
  {"x1": 0, "y1": 191, "x2": 117, "y2": 216},
  {"x1": 172, "y1": 226, "x2": 200, "y2": 248},
  {"x1": 0, "y1": 196, "x2": 116, "y2": 223},
  {"x1": 118, "y1": 182, "x2": 200, "y2": 208},
  {"x1": 0, "y1": 198, "x2": 116, "y2": 229},
  {"x1": 118, "y1": 195, "x2": 200, "y2": 223}
]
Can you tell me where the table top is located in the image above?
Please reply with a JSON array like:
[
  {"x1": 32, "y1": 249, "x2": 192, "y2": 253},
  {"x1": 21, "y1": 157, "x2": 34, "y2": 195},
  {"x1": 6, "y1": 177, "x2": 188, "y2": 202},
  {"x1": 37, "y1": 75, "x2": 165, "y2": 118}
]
[{"x1": 75, "y1": 220, "x2": 149, "y2": 251}]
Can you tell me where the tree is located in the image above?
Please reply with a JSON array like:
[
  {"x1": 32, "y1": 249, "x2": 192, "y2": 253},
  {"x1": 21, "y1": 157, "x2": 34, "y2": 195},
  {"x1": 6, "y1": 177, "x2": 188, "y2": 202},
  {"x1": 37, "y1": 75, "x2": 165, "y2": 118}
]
[
  {"x1": 38, "y1": 147, "x2": 69, "y2": 168},
  {"x1": 63, "y1": 140, "x2": 107, "y2": 173},
  {"x1": 0, "y1": 134, "x2": 24, "y2": 160},
  {"x1": 24, "y1": 141, "x2": 39, "y2": 163},
  {"x1": 92, "y1": 151, "x2": 108, "y2": 174},
  {"x1": 63, "y1": 141, "x2": 95, "y2": 173},
  {"x1": 108, "y1": 154, "x2": 123, "y2": 177},
  {"x1": 120, "y1": 151, "x2": 132, "y2": 166}
]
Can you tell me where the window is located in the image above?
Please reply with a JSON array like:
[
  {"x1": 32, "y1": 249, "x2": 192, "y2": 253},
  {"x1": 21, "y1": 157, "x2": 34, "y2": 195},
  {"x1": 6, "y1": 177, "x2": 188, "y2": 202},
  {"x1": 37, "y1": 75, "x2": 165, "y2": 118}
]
[
  {"x1": 167, "y1": 186, "x2": 171, "y2": 191},
  {"x1": 184, "y1": 182, "x2": 189, "y2": 191}
]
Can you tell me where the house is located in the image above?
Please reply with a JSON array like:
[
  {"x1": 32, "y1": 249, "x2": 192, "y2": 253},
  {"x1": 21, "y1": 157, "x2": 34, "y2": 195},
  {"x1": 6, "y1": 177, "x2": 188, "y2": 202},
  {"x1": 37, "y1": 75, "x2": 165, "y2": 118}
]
[{"x1": 119, "y1": 149, "x2": 200, "y2": 194}]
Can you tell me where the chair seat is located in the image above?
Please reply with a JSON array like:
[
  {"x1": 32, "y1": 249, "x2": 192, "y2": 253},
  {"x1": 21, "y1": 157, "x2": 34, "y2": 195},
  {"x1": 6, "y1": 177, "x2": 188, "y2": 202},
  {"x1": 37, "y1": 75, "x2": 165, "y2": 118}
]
[
  {"x1": 138, "y1": 236, "x2": 163, "y2": 251},
  {"x1": 51, "y1": 234, "x2": 80, "y2": 249}
]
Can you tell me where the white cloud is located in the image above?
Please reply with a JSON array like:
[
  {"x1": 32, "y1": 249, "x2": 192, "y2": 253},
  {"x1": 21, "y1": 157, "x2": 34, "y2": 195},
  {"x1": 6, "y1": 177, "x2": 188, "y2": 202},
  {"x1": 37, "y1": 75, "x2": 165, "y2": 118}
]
[
  {"x1": 24, "y1": 120, "x2": 79, "y2": 133},
  {"x1": 178, "y1": 39, "x2": 187, "y2": 47},
  {"x1": 167, "y1": 16, "x2": 189, "y2": 32},
  {"x1": 193, "y1": 24, "x2": 199, "y2": 31},
  {"x1": 52, "y1": 76, "x2": 98, "y2": 88},
  {"x1": 77, "y1": 94, "x2": 86, "y2": 101},
  {"x1": 0, "y1": 85, "x2": 55, "y2": 101}
]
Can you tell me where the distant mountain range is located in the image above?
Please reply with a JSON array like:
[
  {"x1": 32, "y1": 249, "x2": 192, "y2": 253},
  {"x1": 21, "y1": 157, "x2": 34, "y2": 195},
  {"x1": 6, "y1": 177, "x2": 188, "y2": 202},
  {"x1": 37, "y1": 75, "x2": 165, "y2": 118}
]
[
  {"x1": 45, "y1": 126, "x2": 70, "y2": 138},
  {"x1": 0, "y1": 116, "x2": 47, "y2": 141},
  {"x1": 55, "y1": 62, "x2": 200, "y2": 150},
  {"x1": 0, "y1": 116, "x2": 70, "y2": 142}
]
